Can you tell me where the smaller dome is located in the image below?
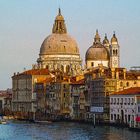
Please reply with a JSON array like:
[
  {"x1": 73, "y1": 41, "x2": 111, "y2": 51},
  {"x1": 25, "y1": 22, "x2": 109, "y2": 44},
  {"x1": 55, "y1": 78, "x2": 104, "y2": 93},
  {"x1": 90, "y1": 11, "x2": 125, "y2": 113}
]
[
  {"x1": 85, "y1": 43, "x2": 109, "y2": 61},
  {"x1": 111, "y1": 32, "x2": 118, "y2": 43}
]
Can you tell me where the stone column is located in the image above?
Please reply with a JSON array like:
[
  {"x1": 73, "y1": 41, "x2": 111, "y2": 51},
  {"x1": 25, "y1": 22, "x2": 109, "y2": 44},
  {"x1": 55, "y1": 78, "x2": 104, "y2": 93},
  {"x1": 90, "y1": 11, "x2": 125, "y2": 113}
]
[
  {"x1": 123, "y1": 68, "x2": 126, "y2": 79},
  {"x1": 111, "y1": 68, "x2": 115, "y2": 79}
]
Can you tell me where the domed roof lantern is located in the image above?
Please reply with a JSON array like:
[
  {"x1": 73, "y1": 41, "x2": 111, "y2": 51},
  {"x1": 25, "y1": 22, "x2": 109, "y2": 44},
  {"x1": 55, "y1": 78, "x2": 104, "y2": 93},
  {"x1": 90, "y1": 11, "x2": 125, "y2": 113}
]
[
  {"x1": 94, "y1": 29, "x2": 101, "y2": 44},
  {"x1": 103, "y1": 33, "x2": 109, "y2": 45},
  {"x1": 111, "y1": 31, "x2": 118, "y2": 44},
  {"x1": 52, "y1": 8, "x2": 67, "y2": 34}
]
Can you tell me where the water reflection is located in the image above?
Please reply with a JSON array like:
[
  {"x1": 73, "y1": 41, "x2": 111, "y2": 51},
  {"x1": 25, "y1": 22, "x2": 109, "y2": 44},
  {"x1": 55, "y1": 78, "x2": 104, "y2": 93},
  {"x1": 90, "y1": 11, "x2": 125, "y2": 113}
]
[{"x1": 0, "y1": 121, "x2": 140, "y2": 140}]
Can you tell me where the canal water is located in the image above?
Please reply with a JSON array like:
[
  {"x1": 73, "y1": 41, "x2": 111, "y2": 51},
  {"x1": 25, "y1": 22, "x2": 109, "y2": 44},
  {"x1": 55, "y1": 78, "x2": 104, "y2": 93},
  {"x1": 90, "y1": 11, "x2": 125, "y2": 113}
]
[{"x1": 0, "y1": 121, "x2": 140, "y2": 140}]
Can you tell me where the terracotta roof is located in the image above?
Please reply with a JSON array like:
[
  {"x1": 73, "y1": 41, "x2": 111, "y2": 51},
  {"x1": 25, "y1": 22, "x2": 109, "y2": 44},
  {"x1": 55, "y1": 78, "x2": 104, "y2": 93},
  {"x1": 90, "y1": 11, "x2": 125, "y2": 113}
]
[
  {"x1": 112, "y1": 87, "x2": 140, "y2": 95},
  {"x1": 22, "y1": 69, "x2": 50, "y2": 75},
  {"x1": 71, "y1": 79, "x2": 85, "y2": 85},
  {"x1": 36, "y1": 77, "x2": 55, "y2": 84},
  {"x1": 0, "y1": 93, "x2": 12, "y2": 98},
  {"x1": 126, "y1": 71, "x2": 140, "y2": 79}
]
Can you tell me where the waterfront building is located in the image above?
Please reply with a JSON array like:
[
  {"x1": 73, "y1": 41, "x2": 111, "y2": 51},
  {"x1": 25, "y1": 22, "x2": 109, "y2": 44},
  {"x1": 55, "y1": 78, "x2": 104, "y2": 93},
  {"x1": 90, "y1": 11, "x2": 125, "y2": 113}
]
[
  {"x1": 34, "y1": 77, "x2": 54, "y2": 120},
  {"x1": 12, "y1": 69, "x2": 52, "y2": 119},
  {"x1": 0, "y1": 89, "x2": 12, "y2": 116},
  {"x1": 70, "y1": 78, "x2": 85, "y2": 120},
  {"x1": 84, "y1": 66, "x2": 140, "y2": 122},
  {"x1": 45, "y1": 73, "x2": 72, "y2": 120},
  {"x1": 110, "y1": 87, "x2": 140, "y2": 128},
  {"x1": 0, "y1": 93, "x2": 6, "y2": 115}
]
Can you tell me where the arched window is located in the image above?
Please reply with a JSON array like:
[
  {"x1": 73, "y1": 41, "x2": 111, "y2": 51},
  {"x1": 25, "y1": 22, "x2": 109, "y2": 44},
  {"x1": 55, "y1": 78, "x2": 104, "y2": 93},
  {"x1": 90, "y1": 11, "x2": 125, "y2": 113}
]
[
  {"x1": 113, "y1": 50, "x2": 115, "y2": 55},
  {"x1": 126, "y1": 82, "x2": 129, "y2": 87},
  {"x1": 66, "y1": 65, "x2": 70, "y2": 73},
  {"x1": 134, "y1": 81, "x2": 137, "y2": 85},
  {"x1": 115, "y1": 49, "x2": 118, "y2": 55},
  {"x1": 120, "y1": 82, "x2": 123, "y2": 87},
  {"x1": 106, "y1": 82, "x2": 109, "y2": 86},
  {"x1": 61, "y1": 65, "x2": 64, "y2": 71}
]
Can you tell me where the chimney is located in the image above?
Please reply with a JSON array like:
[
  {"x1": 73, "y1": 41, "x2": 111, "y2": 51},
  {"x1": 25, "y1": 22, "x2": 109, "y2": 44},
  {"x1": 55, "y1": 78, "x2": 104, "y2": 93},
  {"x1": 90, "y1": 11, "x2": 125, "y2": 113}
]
[
  {"x1": 116, "y1": 70, "x2": 119, "y2": 79},
  {"x1": 123, "y1": 68, "x2": 126, "y2": 79}
]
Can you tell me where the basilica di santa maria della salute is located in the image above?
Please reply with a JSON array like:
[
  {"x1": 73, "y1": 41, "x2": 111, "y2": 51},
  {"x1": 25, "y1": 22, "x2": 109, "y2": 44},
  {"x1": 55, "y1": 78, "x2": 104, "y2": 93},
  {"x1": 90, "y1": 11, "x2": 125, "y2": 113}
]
[
  {"x1": 36, "y1": 8, "x2": 120, "y2": 74},
  {"x1": 12, "y1": 9, "x2": 140, "y2": 123}
]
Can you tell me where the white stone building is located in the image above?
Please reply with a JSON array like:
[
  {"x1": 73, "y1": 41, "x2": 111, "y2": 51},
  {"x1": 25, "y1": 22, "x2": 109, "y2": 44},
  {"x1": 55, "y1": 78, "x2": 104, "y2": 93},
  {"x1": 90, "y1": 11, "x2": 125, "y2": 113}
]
[
  {"x1": 12, "y1": 69, "x2": 51, "y2": 119},
  {"x1": 110, "y1": 87, "x2": 140, "y2": 126}
]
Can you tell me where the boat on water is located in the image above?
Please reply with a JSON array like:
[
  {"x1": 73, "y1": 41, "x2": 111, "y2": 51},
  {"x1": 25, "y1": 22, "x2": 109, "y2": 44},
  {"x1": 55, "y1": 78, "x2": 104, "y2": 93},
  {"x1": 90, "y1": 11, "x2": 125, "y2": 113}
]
[
  {"x1": 0, "y1": 119, "x2": 7, "y2": 124},
  {"x1": 34, "y1": 120, "x2": 52, "y2": 124},
  {"x1": 0, "y1": 116, "x2": 7, "y2": 124}
]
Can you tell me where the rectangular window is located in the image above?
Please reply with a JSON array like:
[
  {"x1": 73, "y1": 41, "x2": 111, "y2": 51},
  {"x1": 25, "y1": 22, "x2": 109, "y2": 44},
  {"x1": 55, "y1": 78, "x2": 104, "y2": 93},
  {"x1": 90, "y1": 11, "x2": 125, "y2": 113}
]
[
  {"x1": 114, "y1": 98, "x2": 116, "y2": 104},
  {"x1": 128, "y1": 98, "x2": 130, "y2": 105},
  {"x1": 114, "y1": 114, "x2": 116, "y2": 120},
  {"x1": 124, "y1": 98, "x2": 127, "y2": 105},
  {"x1": 0, "y1": 100, "x2": 2, "y2": 108},
  {"x1": 138, "y1": 106, "x2": 140, "y2": 113},
  {"x1": 111, "y1": 114, "x2": 113, "y2": 120},
  {"x1": 91, "y1": 62, "x2": 94, "y2": 66},
  {"x1": 117, "y1": 98, "x2": 119, "y2": 105}
]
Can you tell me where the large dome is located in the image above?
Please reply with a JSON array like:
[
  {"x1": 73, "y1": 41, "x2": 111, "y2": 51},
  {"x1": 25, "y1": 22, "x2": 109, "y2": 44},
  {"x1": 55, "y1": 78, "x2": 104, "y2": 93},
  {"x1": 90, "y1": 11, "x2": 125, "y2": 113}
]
[
  {"x1": 37, "y1": 9, "x2": 82, "y2": 76},
  {"x1": 40, "y1": 33, "x2": 79, "y2": 55},
  {"x1": 85, "y1": 43, "x2": 109, "y2": 61}
]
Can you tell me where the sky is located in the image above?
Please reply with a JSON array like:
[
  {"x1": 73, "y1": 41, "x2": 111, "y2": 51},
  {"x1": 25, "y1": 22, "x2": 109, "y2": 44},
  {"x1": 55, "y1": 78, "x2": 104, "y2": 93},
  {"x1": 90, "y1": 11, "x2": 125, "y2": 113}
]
[{"x1": 0, "y1": 0, "x2": 140, "y2": 89}]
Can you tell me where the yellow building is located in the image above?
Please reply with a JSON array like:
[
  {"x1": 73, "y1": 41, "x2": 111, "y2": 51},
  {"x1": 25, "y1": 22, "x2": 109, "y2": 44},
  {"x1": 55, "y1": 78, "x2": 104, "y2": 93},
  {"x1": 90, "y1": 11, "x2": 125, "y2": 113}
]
[
  {"x1": 84, "y1": 66, "x2": 140, "y2": 122},
  {"x1": 45, "y1": 73, "x2": 72, "y2": 120}
]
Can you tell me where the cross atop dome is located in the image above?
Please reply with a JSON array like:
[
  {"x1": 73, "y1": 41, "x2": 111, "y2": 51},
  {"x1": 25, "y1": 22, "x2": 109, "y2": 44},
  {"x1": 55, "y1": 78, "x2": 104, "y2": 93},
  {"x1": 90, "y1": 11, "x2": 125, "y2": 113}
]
[{"x1": 58, "y1": 7, "x2": 61, "y2": 15}]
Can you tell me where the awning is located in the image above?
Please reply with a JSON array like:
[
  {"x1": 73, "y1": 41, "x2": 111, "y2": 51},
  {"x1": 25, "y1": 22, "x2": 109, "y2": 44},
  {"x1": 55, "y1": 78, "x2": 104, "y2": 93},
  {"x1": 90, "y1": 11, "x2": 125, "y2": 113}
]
[{"x1": 135, "y1": 117, "x2": 140, "y2": 122}]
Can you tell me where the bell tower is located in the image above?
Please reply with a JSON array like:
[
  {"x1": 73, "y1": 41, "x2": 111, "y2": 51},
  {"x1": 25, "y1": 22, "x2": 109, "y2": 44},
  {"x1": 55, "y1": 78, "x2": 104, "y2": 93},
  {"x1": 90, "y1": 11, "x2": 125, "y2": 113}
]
[{"x1": 110, "y1": 32, "x2": 120, "y2": 68}]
